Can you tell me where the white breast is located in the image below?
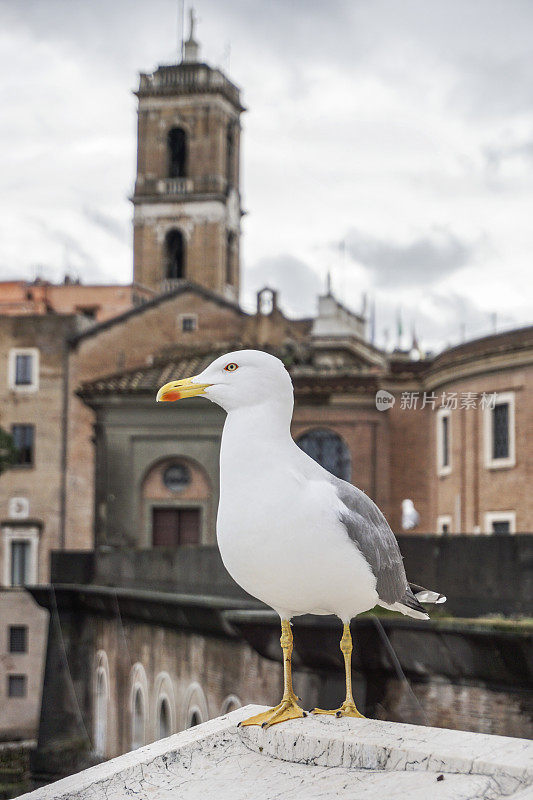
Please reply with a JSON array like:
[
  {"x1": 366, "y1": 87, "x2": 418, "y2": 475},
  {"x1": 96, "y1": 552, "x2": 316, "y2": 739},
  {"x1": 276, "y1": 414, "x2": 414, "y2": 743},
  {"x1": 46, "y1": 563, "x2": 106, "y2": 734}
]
[{"x1": 217, "y1": 458, "x2": 378, "y2": 622}]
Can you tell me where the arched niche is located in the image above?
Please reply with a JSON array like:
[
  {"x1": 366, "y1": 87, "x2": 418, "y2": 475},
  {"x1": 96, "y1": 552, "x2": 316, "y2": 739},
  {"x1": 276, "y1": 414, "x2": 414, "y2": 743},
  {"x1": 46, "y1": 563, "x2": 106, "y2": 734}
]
[
  {"x1": 180, "y1": 681, "x2": 209, "y2": 731},
  {"x1": 153, "y1": 671, "x2": 176, "y2": 740},
  {"x1": 130, "y1": 663, "x2": 149, "y2": 750},
  {"x1": 220, "y1": 694, "x2": 242, "y2": 715},
  {"x1": 93, "y1": 650, "x2": 110, "y2": 757}
]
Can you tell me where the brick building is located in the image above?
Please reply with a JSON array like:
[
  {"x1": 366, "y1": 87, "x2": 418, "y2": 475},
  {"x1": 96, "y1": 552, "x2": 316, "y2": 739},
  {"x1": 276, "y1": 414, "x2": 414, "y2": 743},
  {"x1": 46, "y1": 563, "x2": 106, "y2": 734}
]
[{"x1": 0, "y1": 279, "x2": 153, "y2": 322}]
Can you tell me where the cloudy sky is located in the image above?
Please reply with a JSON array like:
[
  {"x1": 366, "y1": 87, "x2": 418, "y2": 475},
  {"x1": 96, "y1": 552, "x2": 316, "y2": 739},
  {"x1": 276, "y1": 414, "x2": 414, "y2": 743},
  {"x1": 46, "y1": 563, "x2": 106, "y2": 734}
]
[{"x1": 1, "y1": 0, "x2": 532, "y2": 350}]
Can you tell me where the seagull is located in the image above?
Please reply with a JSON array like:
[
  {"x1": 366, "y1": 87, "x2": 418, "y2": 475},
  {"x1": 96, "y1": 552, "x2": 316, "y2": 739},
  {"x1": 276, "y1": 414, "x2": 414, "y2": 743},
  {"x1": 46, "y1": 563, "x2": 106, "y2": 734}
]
[
  {"x1": 402, "y1": 499, "x2": 420, "y2": 530},
  {"x1": 157, "y1": 350, "x2": 445, "y2": 727}
]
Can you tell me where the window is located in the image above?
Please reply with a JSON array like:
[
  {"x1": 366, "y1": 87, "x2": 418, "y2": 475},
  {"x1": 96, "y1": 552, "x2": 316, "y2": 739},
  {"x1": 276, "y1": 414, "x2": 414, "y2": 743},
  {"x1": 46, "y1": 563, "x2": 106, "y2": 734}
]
[
  {"x1": 493, "y1": 521, "x2": 510, "y2": 534},
  {"x1": 8, "y1": 675, "x2": 26, "y2": 698},
  {"x1": 226, "y1": 231, "x2": 235, "y2": 285},
  {"x1": 168, "y1": 127, "x2": 187, "y2": 178},
  {"x1": 180, "y1": 315, "x2": 197, "y2": 333},
  {"x1": 485, "y1": 392, "x2": 515, "y2": 469},
  {"x1": 165, "y1": 229, "x2": 185, "y2": 280},
  {"x1": 76, "y1": 306, "x2": 98, "y2": 320},
  {"x1": 132, "y1": 688, "x2": 145, "y2": 750},
  {"x1": 11, "y1": 425, "x2": 34, "y2": 467},
  {"x1": 493, "y1": 404, "x2": 509, "y2": 459},
  {"x1": 11, "y1": 541, "x2": 31, "y2": 586},
  {"x1": 163, "y1": 463, "x2": 191, "y2": 491},
  {"x1": 296, "y1": 429, "x2": 351, "y2": 481},
  {"x1": 484, "y1": 511, "x2": 516, "y2": 535},
  {"x1": 436, "y1": 515, "x2": 452, "y2": 535},
  {"x1": 16, "y1": 355, "x2": 32, "y2": 385},
  {"x1": 226, "y1": 124, "x2": 234, "y2": 185},
  {"x1": 2, "y1": 526, "x2": 39, "y2": 587},
  {"x1": 152, "y1": 508, "x2": 201, "y2": 547},
  {"x1": 158, "y1": 699, "x2": 171, "y2": 739},
  {"x1": 436, "y1": 408, "x2": 452, "y2": 476},
  {"x1": 9, "y1": 625, "x2": 28, "y2": 653},
  {"x1": 8, "y1": 349, "x2": 39, "y2": 391}
]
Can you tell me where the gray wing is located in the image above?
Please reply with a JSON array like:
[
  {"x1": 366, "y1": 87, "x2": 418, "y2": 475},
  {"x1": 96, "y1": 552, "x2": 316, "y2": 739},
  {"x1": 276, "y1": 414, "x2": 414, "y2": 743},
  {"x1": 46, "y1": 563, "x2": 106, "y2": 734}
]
[{"x1": 329, "y1": 474, "x2": 409, "y2": 605}]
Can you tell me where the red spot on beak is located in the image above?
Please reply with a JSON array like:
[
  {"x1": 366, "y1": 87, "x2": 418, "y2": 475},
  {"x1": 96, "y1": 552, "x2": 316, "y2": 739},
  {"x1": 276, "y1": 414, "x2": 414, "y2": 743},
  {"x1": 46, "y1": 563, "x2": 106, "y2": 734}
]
[{"x1": 161, "y1": 389, "x2": 182, "y2": 401}]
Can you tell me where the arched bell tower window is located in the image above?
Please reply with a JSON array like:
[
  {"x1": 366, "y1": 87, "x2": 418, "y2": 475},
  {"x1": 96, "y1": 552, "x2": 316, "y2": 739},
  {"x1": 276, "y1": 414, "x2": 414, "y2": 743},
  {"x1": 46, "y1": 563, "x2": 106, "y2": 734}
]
[
  {"x1": 165, "y1": 229, "x2": 185, "y2": 280},
  {"x1": 226, "y1": 124, "x2": 234, "y2": 187},
  {"x1": 226, "y1": 231, "x2": 235, "y2": 285},
  {"x1": 168, "y1": 127, "x2": 187, "y2": 178},
  {"x1": 297, "y1": 429, "x2": 351, "y2": 482}
]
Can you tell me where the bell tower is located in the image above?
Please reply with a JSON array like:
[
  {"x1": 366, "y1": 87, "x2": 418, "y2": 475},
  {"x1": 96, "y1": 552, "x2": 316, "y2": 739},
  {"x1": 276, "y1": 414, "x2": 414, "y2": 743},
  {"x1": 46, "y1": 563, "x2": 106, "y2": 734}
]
[{"x1": 133, "y1": 11, "x2": 244, "y2": 301}]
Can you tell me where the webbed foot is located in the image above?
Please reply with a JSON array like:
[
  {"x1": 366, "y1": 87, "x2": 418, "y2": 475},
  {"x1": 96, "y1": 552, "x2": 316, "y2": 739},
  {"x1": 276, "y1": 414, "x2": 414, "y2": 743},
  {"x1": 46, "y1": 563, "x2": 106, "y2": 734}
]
[
  {"x1": 312, "y1": 700, "x2": 365, "y2": 718},
  {"x1": 239, "y1": 694, "x2": 307, "y2": 728}
]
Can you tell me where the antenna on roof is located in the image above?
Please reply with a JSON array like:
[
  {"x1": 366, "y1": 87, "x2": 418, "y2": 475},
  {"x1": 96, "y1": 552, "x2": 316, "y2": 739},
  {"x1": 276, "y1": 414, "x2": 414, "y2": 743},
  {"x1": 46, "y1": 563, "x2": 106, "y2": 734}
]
[
  {"x1": 221, "y1": 41, "x2": 231, "y2": 73},
  {"x1": 369, "y1": 296, "x2": 376, "y2": 345},
  {"x1": 178, "y1": 0, "x2": 185, "y2": 62}
]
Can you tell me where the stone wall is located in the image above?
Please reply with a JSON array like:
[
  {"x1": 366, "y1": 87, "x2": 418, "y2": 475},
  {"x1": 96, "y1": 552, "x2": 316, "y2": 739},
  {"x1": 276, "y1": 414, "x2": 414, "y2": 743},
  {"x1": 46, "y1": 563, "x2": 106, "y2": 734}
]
[
  {"x1": 381, "y1": 677, "x2": 532, "y2": 740},
  {"x1": 93, "y1": 617, "x2": 284, "y2": 759}
]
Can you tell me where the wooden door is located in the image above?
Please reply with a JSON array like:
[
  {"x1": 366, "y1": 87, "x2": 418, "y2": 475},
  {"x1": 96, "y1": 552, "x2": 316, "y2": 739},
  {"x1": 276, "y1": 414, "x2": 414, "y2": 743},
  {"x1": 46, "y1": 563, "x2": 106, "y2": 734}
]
[
  {"x1": 152, "y1": 507, "x2": 200, "y2": 547},
  {"x1": 152, "y1": 508, "x2": 180, "y2": 546}
]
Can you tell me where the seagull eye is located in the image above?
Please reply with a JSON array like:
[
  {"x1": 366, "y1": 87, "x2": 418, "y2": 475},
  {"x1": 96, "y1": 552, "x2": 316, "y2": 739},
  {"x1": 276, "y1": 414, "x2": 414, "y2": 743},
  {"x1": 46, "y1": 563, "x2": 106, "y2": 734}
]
[{"x1": 224, "y1": 362, "x2": 239, "y2": 372}]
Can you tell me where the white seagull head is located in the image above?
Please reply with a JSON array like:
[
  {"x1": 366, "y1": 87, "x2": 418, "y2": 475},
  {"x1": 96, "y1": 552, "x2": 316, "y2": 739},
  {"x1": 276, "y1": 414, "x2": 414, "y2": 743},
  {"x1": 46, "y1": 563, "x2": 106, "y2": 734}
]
[{"x1": 156, "y1": 349, "x2": 294, "y2": 412}]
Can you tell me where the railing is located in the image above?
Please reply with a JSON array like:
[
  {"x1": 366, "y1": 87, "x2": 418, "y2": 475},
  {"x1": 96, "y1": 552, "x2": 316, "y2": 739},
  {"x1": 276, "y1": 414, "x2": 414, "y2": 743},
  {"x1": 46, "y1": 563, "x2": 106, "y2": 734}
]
[
  {"x1": 136, "y1": 175, "x2": 228, "y2": 198},
  {"x1": 138, "y1": 64, "x2": 242, "y2": 108},
  {"x1": 160, "y1": 278, "x2": 185, "y2": 294},
  {"x1": 50, "y1": 535, "x2": 533, "y2": 618}
]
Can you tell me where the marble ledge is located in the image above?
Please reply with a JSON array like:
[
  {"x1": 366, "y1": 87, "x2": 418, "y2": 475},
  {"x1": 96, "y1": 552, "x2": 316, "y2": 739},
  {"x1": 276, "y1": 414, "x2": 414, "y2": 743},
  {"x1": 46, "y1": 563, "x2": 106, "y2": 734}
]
[{"x1": 17, "y1": 705, "x2": 533, "y2": 800}]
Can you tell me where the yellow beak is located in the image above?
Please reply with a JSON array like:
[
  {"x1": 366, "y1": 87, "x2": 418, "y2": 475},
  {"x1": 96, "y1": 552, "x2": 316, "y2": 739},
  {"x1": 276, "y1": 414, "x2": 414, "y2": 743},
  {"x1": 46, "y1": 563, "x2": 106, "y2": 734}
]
[{"x1": 156, "y1": 375, "x2": 211, "y2": 402}]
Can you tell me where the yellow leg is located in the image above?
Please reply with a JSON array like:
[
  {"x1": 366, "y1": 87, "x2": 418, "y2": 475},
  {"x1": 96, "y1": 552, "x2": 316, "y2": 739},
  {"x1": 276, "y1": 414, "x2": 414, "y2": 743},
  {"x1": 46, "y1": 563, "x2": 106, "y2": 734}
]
[
  {"x1": 239, "y1": 620, "x2": 307, "y2": 727},
  {"x1": 312, "y1": 623, "x2": 365, "y2": 718}
]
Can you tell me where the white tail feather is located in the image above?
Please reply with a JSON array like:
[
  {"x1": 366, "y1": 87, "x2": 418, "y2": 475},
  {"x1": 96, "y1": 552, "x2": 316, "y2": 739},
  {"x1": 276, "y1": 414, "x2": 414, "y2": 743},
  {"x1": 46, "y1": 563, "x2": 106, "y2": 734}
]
[{"x1": 415, "y1": 590, "x2": 446, "y2": 604}]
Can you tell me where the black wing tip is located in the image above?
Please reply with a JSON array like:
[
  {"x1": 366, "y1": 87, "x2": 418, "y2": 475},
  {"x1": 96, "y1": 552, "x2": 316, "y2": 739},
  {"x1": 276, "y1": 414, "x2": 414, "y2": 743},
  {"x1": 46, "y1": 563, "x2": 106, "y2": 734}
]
[{"x1": 402, "y1": 589, "x2": 428, "y2": 615}]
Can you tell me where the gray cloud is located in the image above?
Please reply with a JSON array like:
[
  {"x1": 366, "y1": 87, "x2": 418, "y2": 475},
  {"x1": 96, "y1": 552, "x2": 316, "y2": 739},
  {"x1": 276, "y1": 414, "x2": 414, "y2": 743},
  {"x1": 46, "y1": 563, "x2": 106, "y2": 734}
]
[
  {"x1": 83, "y1": 206, "x2": 129, "y2": 244},
  {"x1": 484, "y1": 137, "x2": 533, "y2": 176},
  {"x1": 374, "y1": 290, "x2": 525, "y2": 355},
  {"x1": 450, "y1": 54, "x2": 533, "y2": 120},
  {"x1": 344, "y1": 228, "x2": 475, "y2": 288}
]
